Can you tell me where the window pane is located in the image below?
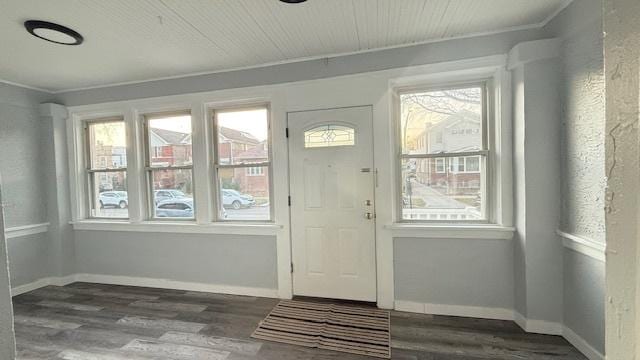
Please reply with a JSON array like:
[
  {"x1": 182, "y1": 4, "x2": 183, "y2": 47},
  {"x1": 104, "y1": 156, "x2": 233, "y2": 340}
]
[
  {"x1": 88, "y1": 121, "x2": 127, "y2": 169},
  {"x1": 91, "y1": 171, "x2": 128, "y2": 218},
  {"x1": 400, "y1": 87, "x2": 482, "y2": 155},
  {"x1": 151, "y1": 169, "x2": 194, "y2": 219},
  {"x1": 401, "y1": 158, "x2": 483, "y2": 221},
  {"x1": 304, "y1": 125, "x2": 355, "y2": 148},
  {"x1": 216, "y1": 108, "x2": 269, "y2": 165},
  {"x1": 147, "y1": 114, "x2": 192, "y2": 167},
  {"x1": 218, "y1": 166, "x2": 270, "y2": 221}
]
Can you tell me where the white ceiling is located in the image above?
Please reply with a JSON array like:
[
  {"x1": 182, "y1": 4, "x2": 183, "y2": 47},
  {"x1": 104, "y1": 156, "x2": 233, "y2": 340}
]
[{"x1": 0, "y1": 0, "x2": 570, "y2": 92}]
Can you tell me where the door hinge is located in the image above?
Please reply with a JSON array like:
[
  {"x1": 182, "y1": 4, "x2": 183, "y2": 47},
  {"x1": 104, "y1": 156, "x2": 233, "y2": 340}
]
[
  {"x1": 291, "y1": 262, "x2": 294, "y2": 273},
  {"x1": 285, "y1": 127, "x2": 289, "y2": 138},
  {"x1": 288, "y1": 196, "x2": 291, "y2": 206}
]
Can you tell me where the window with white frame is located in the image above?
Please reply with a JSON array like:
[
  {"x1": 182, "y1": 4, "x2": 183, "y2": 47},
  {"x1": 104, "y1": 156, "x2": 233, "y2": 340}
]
[
  {"x1": 144, "y1": 112, "x2": 194, "y2": 220},
  {"x1": 398, "y1": 84, "x2": 488, "y2": 222},
  {"x1": 213, "y1": 106, "x2": 272, "y2": 221},
  {"x1": 85, "y1": 118, "x2": 128, "y2": 218},
  {"x1": 435, "y1": 158, "x2": 445, "y2": 173}
]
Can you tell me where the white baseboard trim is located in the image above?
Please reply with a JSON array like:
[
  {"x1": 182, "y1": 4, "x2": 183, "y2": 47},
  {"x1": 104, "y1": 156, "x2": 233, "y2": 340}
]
[
  {"x1": 513, "y1": 311, "x2": 563, "y2": 335},
  {"x1": 11, "y1": 275, "x2": 76, "y2": 296},
  {"x1": 73, "y1": 273, "x2": 280, "y2": 298},
  {"x1": 395, "y1": 301, "x2": 603, "y2": 359},
  {"x1": 394, "y1": 300, "x2": 514, "y2": 321},
  {"x1": 11, "y1": 273, "x2": 279, "y2": 299},
  {"x1": 562, "y1": 326, "x2": 604, "y2": 360}
]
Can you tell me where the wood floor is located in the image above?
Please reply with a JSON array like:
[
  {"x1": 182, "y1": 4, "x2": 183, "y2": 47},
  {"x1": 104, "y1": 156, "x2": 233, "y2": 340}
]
[{"x1": 12, "y1": 283, "x2": 587, "y2": 359}]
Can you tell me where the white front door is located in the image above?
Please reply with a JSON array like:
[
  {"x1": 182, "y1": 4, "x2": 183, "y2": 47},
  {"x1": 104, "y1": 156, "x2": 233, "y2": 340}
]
[{"x1": 288, "y1": 106, "x2": 376, "y2": 302}]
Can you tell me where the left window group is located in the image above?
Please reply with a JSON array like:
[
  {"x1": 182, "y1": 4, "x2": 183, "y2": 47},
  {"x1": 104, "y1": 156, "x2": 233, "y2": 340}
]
[{"x1": 86, "y1": 118, "x2": 128, "y2": 218}]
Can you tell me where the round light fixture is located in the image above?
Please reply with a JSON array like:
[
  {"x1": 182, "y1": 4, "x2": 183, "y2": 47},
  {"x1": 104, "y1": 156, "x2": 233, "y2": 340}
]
[
  {"x1": 279, "y1": 0, "x2": 307, "y2": 3},
  {"x1": 24, "y1": 20, "x2": 84, "y2": 45}
]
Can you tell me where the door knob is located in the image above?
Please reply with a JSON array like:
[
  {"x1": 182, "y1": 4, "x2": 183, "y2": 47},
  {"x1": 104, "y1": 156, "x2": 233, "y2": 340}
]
[{"x1": 364, "y1": 212, "x2": 374, "y2": 220}]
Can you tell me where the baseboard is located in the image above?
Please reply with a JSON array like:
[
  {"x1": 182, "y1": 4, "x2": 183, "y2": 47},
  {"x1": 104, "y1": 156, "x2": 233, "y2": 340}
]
[
  {"x1": 513, "y1": 311, "x2": 563, "y2": 335},
  {"x1": 11, "y1": 273, "x2": 279, "y2": 299},
  {"x1": 394, "y1": 302, "x2": 602, "y2": 359},
  {"x1": 74, "y1": 273, "x2": 280, "y2": 298},
  {"x1": 394, "y1": 300, "x2": 514, "y2": 321},
  {"x1": 11, "y1": 275, "x2": 76, "y2": 296},
  {"x1": 562, "y1": 326, "x2": 604, "y2": 360}
]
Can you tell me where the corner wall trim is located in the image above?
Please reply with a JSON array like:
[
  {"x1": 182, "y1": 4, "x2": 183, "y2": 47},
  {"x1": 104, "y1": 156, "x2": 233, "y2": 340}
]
[
  {"x1": 5, "y1": 222, "x2": 50, "y2": 239},
  {"x1": 557, "y1": 230, "x2": 606, "y2": 262},
  {"x1": 563, "y1": 326, "x2": 605, "y2": 360},
  {"x1": 513, "y1": 311, "x2": 563, "y2": 335},
  {"x1": 11, "y1": 275, "x2": 76, "y2": 296}
]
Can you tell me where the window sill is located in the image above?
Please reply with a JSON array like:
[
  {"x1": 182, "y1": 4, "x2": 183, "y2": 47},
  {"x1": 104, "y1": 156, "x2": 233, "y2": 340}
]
[
  {"x1": 385, "y1": 223, "x2": 515, "y2": 240},
  {"x1": 70, "y1": 220, "x2": 283, "y2": 236}
]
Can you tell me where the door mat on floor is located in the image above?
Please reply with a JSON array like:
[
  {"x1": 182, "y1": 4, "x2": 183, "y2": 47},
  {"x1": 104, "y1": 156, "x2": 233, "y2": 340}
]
[{"x1": 251, "y1": 299, "x2": 391, "y2": 358}]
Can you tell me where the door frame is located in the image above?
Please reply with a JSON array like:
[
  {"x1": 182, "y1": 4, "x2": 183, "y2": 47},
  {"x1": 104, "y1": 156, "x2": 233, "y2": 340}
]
[{"x1": 286, "y1": 105, "x2": 378, "y2": 302}]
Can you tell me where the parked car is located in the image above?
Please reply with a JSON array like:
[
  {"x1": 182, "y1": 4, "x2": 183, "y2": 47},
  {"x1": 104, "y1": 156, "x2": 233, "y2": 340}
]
[
  {"x1": 154, "y1": 189, "x2": 188, "y2": 204},
  {"x1": 155, "y1": 198, "x2": 194, "y2": 218},
  {"x1": 221, "y1": 189, "x2": 255, "y2": 210},
  {"x1": 99, "y1": 191, "x2": 128, "y2": 209},
  {"x1": 155, "y1": 198, "x2": 228, "y2": 219}
]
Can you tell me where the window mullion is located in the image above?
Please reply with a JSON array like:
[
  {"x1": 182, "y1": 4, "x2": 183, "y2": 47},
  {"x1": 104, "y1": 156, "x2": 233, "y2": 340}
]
[
  {"x1": 126, "y1": 110, "x2": 144, "y2": 222},
  {"x1": 191, "y1": 102, "x2": 212, "y2": 225}
]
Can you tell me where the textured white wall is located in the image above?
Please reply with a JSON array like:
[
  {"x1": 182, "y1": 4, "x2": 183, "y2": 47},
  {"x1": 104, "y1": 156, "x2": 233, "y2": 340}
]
[
  {"x1": 604, "y1": 0, "x2": 640, "y2": 357},
  {"x1": 543, "y1": 0, "x2": 607, "y2": 354}
]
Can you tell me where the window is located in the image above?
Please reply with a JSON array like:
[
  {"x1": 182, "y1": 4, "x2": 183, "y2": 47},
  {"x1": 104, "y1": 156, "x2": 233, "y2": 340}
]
[
  {"x1": 399, "y1": 85, "x2": 487, "y2": 222},
  {"x1": 85, "y1": 119, "x2": 128, "y2": 218},
  {"x1": 304, "y1": 125, "x2": 355, "y2": 148},
  {"x1": 213, "y1": 107, "x2": 271, "y2": 221},
  {"x1": 246, "y1": 166, "x2": 264, "y2": 176},
  {"x1": 144, "y1": 112, "x2": 194, "y2": 219}
]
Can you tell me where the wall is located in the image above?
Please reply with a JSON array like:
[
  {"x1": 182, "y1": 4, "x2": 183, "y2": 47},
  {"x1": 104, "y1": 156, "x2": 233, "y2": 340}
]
[
  {"x1": 543, "y1": 0, "x2": 606, "y2": 355},
  {"x1": 603, "y1": 0, "x2": 640, "y2": 357},
  {"x1": 0, "y1": 82, "x2": 55, "y2": 287},
  {"x1": 74, "y1": 231, "x2": 278, "y2": 291},
  {"x1": 0, "y1": 180, "x2": 16, "y2": 359},
  {"x1": 394, "y1": 238, "x2": 514, "y2": 311},
  {"x1": 511, "y1": 48, "x2": 564, "y2": 325}
]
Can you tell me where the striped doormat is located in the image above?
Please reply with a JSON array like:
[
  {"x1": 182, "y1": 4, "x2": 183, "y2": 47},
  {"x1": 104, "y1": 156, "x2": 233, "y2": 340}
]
[{"x1": 251, "y1": 299, "x2": 391, "y2": 358}]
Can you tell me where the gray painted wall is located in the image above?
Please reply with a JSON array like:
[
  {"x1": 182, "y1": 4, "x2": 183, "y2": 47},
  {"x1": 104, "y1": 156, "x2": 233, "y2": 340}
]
[
  {"x1": 74, "y1": 231, "x2": 278, "y2": 290},
  {"x1": 0, "y1": 83, "x2": 56, "y2": 287},
  {"x1": 0, "y1": 183, "x2": 16, "y2": 359},
  {"x1": 544, "y1": 0, "x2": 605, "y2": 353},
  {"x1": 512, "y1": 55, "x2": 563, "y2": 323},
  {"x1": 564, "y1": 250, "x2": 605, "y2": 351},
  {"x1": 394, "y1": 238, "x2": 514, "y2": 310}
]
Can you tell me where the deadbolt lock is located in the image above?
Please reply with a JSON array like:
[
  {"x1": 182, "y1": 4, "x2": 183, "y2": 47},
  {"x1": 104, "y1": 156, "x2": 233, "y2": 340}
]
[{"x1": 364, "y1": 199, "x2": 372, "y2": 206}]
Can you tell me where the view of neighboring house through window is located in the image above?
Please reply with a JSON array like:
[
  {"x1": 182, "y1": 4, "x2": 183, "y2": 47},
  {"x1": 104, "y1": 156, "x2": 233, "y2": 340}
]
[
  {"x1": 85, "y1": 118, "x2": 128, "y2": 218},
  {"x1": 214, "y1": 106, "x2": 271, "y2": 221},
  {"x1": 399, "y1": 85, "x2": 487, "y2": 221},
  {"x1": 144, "y1": 112, "x2": 194, "y2": 219}
]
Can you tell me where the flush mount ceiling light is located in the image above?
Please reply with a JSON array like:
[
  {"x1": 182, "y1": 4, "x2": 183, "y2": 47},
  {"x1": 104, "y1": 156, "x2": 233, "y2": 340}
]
[
  {"x1": 279, "y1": 0, "x2": 307, "y2": 3},
  {"x1": 24, "y1": 20, "x2": 84, "y2": 45}
]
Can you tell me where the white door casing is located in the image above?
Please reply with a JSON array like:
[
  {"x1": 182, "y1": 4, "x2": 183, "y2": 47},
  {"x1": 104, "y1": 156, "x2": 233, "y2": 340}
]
[{"x1": 288, "y1": 106, "x2": 376, "y2": 302}]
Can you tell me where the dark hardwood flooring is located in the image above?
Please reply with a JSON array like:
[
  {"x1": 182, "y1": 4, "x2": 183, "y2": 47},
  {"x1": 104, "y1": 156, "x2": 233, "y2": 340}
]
[{"x1": 12, "y1": 283, "x2": 587, "y2": 359}]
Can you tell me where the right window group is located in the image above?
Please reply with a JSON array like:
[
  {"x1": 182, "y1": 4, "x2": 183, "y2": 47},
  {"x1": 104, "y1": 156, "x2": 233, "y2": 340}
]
[{"x1": 399, "y1": 85, "x2": 488, "y2": 222}]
